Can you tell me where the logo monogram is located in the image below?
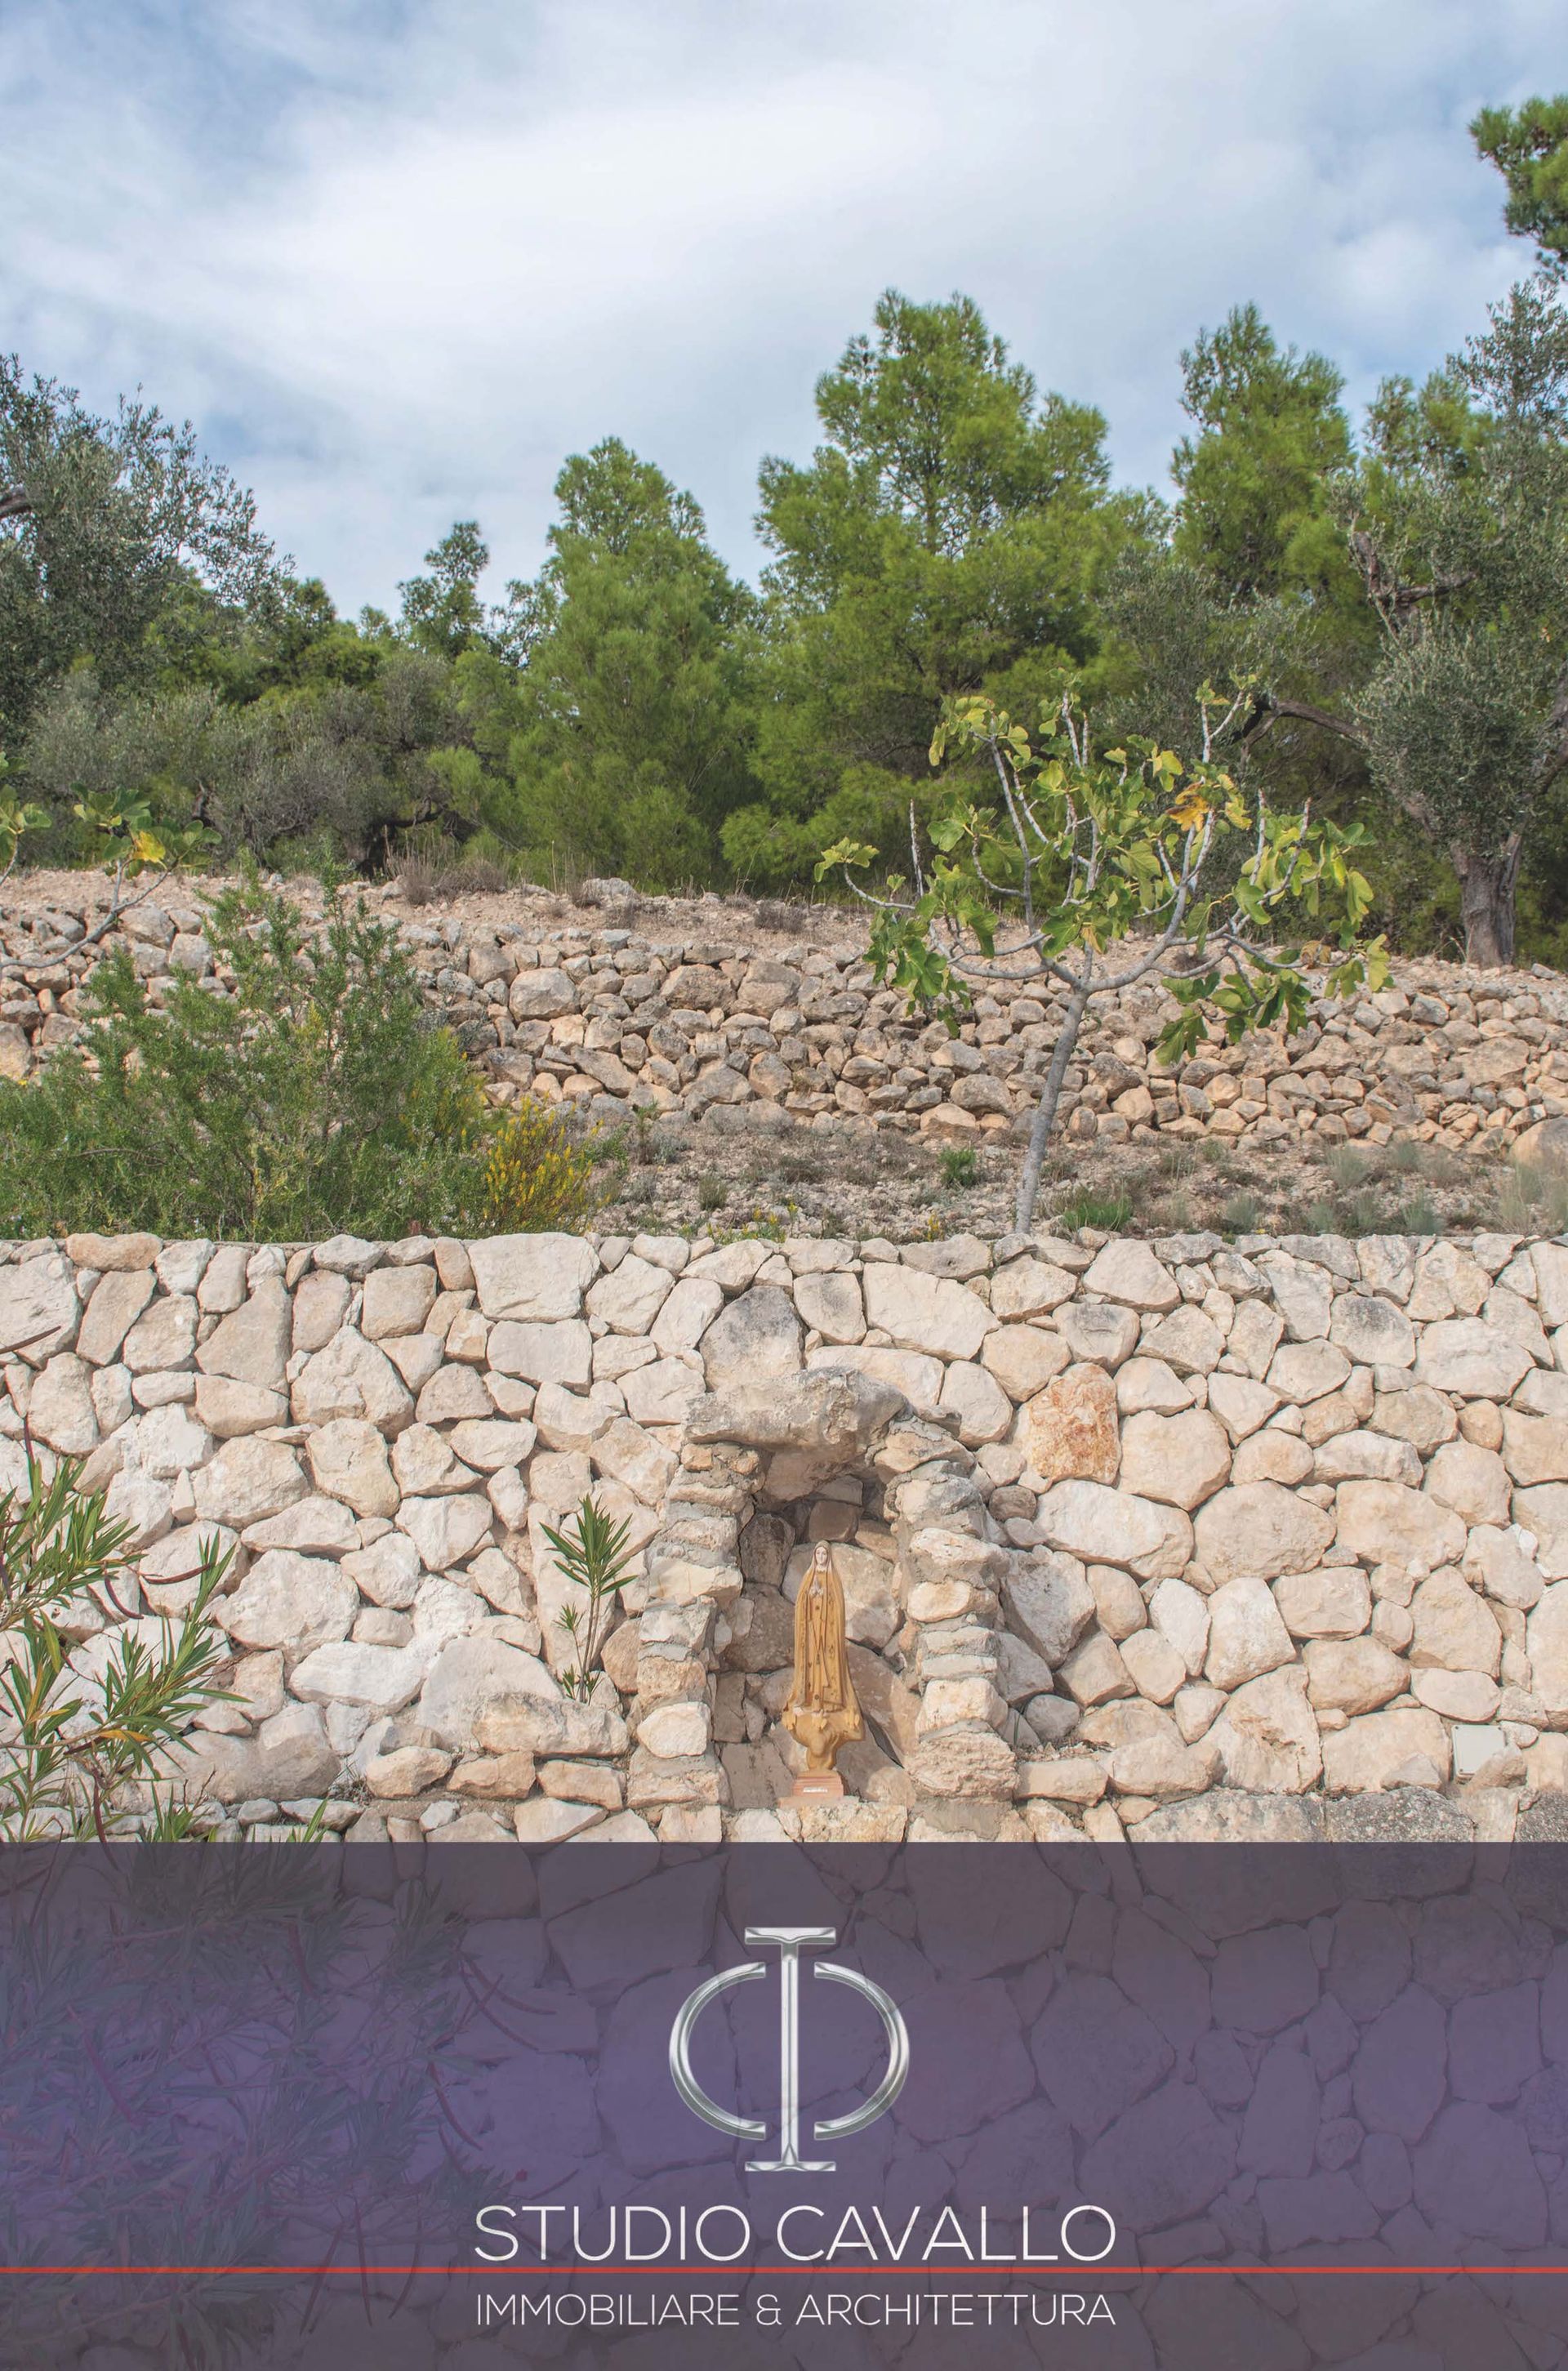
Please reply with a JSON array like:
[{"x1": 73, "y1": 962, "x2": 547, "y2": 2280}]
[{"x1": 669, "y1": 1926, "x2": 910, "y2": 2173}]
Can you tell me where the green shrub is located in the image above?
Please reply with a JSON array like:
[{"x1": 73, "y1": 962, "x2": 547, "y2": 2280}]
[
  {"x1": 0, "y1": 877, "x2": 489, "y2": 1239},
  {"x1": 482, "y1": 1098, "x2": 618, "y2": 1232},
  {"x1": 0, "y1": 1451, "x2": 232, "y2": 1838},
  {"x1": 938, "y1": 1144, "x2": 979, "y2": 1189},
  {"x1": 1057, "y1": 1185, "x2": 1134, "y2": 1232}
]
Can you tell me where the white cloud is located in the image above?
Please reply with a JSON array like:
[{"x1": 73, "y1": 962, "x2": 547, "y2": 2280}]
[{"x1": 1, "y1": 0, "x2": 1560, "y2": 608}]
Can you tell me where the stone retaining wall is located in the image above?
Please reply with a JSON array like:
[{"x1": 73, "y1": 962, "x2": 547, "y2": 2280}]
[
  {"x1": 8, "y1": 1222, "x2": 1568, "y2": 1844},
  {"x1": 7, "y1": 880, "x2": 1568, "y2": 1156}
]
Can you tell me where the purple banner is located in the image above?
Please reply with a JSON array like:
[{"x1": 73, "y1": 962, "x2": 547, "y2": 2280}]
[{"x1": 4, "y1": 1838, "x2": 1568, "y2": 2364}]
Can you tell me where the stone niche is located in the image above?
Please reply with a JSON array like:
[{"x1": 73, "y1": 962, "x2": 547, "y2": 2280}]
[{"x1": 628, "y1": 1370, "x2": 1020, "y2": 1828}]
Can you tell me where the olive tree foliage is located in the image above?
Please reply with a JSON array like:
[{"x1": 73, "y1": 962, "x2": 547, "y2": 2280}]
[
  {"x1": 19, "y1": 645, "x2": 472, "y2": 868},
  {"x1": 1334, "y1": 281, "x2": 1568, "y2": 967},
  {"x1": 821, "y1": 692, "x2": 1383, "y2": 1230},
  {"x1": 0, "y1": 358, "x2": 278, "y2": 741}
]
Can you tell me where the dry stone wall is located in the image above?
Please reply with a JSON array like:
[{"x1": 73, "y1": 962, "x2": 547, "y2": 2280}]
[
  {"x1": 7, "y1": 880, "x2": 1568, "y2": 1157},
  {"x1": 11, "y1": 1223, "x2": 1568, "y2": 1843}
]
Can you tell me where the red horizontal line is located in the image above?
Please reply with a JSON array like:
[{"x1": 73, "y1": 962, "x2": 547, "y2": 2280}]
[{"x1": 2, "y1": 2265, "x2": 1566, "y2": 2278}]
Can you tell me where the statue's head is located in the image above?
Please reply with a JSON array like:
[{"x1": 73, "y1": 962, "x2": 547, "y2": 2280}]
[{"x1": 811, "y1": 1540, "x2": 832, "y2": 1572}]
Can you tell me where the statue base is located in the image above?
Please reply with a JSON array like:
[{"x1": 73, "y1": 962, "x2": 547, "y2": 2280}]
[{"x1": 782, "y1": 1770, "x2": 845, "y2": 1805}]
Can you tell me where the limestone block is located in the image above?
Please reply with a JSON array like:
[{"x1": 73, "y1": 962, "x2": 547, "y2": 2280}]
[
  {"x1": 131, "y1": 1402, "x2": 212, "y2": 1479},
  {"x1": 1036, "y1": 1479, "x2": 1193, "y2": 1580},
  {"x1": 1334, "y1": 1481, "x2": 1466, "y2": 1573},
  {"x1": 291, "y1": 1331, "x2": 413, "y2": 1433},
  {"x1": 1116, "y1": 1358, "x2": 1196, "y2": 1415},
  {"x1": 341, "y1": 1531, "x2": 422, "y2": 1610},
  {"x1": 1408, "y1": 1240, "x2": 1491, "y2": 1321},
  {"x1": 1139, "y1": 1306, "x2": 1226, "y2": 1375},
  {"x1": 1206, "y1": 1371, "x2": 1280, "y2": 1442},
  {"x1": 1463, "y1": 1525, "x2": 1545, "y2": 1611},
  {"x1": 1267, "y1": 1340, "x2": 1352, "y2": 1402},
  {"x1": 1119, "y1": 1625, "x2": 1187, "y2": 1705},
  {"x1": 1054, "y1": 1300, "x2": 1140, "y2": 1369},
  {"x1": 1502, "y1": 1410, "x2": 1568, "y2": 1487},
  {"x1": 1526, "y1": 1582, "x2": 1568, "y2": 1716},
  {"x1": 1196, "y1": 1482, "x2": 1335, "y2": 1584},
  {"x1": 1208, "y1": 1667, "x2": 1322, "y2": 1794},
  {"x1": 27, "y1": 1353, "x2": 97, "y2": 1453},
  {"x1": 365, "y1": 1745, "x2": 455, "y2": 1795},
  {"x1": 1081, "y1": 1240, "x2": 1180, "y2": 1312},
  {"x1": 122, "y1": 1294, "x2": 198, "y2": 1374},
  {"x1": 174, "y1": 1701, "x2": 337, "y2": 1805},
  {"x1": 1415, "y1": 1317, "x2": 1532, "y2": 1400},
  {"x1": 468, "y1": 1232, "x2": 598, "y2": 1321},
  {"x1": 1312, "y1": 1429, "x2": 1422, "y2": 1487},
  {"x1": 0, "y1": 1257, "x2": 79, "y2": 1363},
  {"x1": 66, "y1": 1230, "x2": 159, "y2": 1271},
  {"x1": 908, "y1": 1725, "x2": 1017, "y2": 1799},
  {"x1": 650, "y1": 1276, "x2": 726, "y2": 1355},
  {"x1": 1018, "y1": 1363, "x2": 1120, "y2": 1485},
  {"x1": 1148, "y1": 1576, "x2": 1210, "y2": 1678},
  {"x1": 587, "y1": 1254, "x2": 676, "y2": 1332},
  {"x1": 243, "y1": 1495, "x2": 359, "y2": 1556},
  {"x1": 1205, "y1": 1577, "x2": 1297, "y2": 1690},
  {"x1": 981, "y1": 1325, "x2": 1070, "y2": 1400},
  {"x1": 78, "y1": 1269, "x2": 155, "y2": 1366},
  {"x1": 938, "y1": 1358, "x2": 1013, "y2": 1445},
  {"x1": 398, "y1": 1491, "x2": 494, "y2": 1573},
  {"x1": 418, "y1": 1633, "x2": 562, "y2": 1748},
  {"x1": 1321, "y1": 1707, "x2": 1450, "y2": 1792},
  {"x1": 139, "y1": 1520, "x2": 239, "y2": 1611},
  {"x1": 594, "y1": 1416, "x2": 677, "y2": 1507},
  {"x1": 1410, "y1": 1570, "x2": 1501, "y2": 1677},
  {"x1": 361, "y1": 1264, "x2": 438, "y2": 1340},
  {"x1": 1228, "y1": 1298, "x2": 1285, "y2": 1380},
  {"x1": 1527, "y1": 1239, "x2": 1568, "y2": 1330},
  {"x1": 1118, "y1": 1408, "x2": 1231, "y2": 1510},
  {"x1": 449, "y1": 1416, "x2": 537, "y2": 1473},
  {"x1": 507, "y1": 967, "x2": 578, "y2": 1021},
  {"x1": 862, "y1": 1265, "x2": 993, "y2": 1361},
  {"x1": 792, "y1": 1268, "x2": 866, "y2": 1344},
  {"x1": 1515, "y1": 1484, "x2": 1568, "y2": 1580},
  {"x1": 488, "y1": 1317, "x2": 592, "y2": 1386},
  {"x1": 1424, "y1": 1438, "x2": 1512, "y2": 1528},
  {"x1": 192, "y1": 1437, "x2": 307, "y2": 1528},
  {"x1": 1303, "y1": 1636, "x2": 1408, "y2": 1714},
  {"x1": 393, "y1": 1423, "x2": 481, "y2": 1496},
  {"x1": 192, "y1": 1375, "x2": 288, "y2": 1437},
  {"x1": 292, "y1": 1271, "x2": 352, "y2": 1354},
  {"x1": 989, "y1": 1257, "x2": 1076, "y2": 1321},
  {"x1": 307, "y1": 1417, "x2": 399, "y2": 1518},
  {"x1": 701, "y1": 1286, "x2": 804, "y2": 1386},
  {"x1": 289, "y1": 1639, "x2": 433, "y2": 1713},
  {"x1": 216, "y1": 1549, "x2": 357, "y2": 1654},
  {"x1": 1258, "y1": 1250, "x2": 1332, "y2": 1342},
  {"x1": 1272, "y1": 1566, "x2": 1372, "y2": 1639},
  {"x1": 1329, "y1": 1294, "x2": 1416, "y2": 1369},
  {"x1": 1410, "y1": 1668, "x2": 1500, "y2": 1720},
  {"x1": 416, "y1": 1365, "x2": 496, "y2": 1424},
  {"x1": 195, "y1": 1282, "x2": 290, "y2": 1391},
  {"x1": 1006, "y1": 1553, "x2": 1097, "y2": 1665},
  {"x1": 1370, "y1": 1386, "x2": 1457, "y2": 1452}
]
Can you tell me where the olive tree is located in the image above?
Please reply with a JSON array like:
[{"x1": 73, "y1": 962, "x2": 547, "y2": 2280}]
[
  {"x1": 821, "y1": 689, "x2": 1383, "y2": 1230},
  {"x1": 1332, "y1": 282, "x2": 1568, "y2": 968}
]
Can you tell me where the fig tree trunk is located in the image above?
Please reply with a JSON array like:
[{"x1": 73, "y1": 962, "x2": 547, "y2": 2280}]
[{"x1": 1453, "y1": 835, "x2": 1522, "y2": 968}]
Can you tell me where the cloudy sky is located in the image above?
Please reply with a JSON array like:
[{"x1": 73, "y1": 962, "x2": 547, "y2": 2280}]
[{"x1": 2, "y1": 0, "x2": 1560, "y2": 612}]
